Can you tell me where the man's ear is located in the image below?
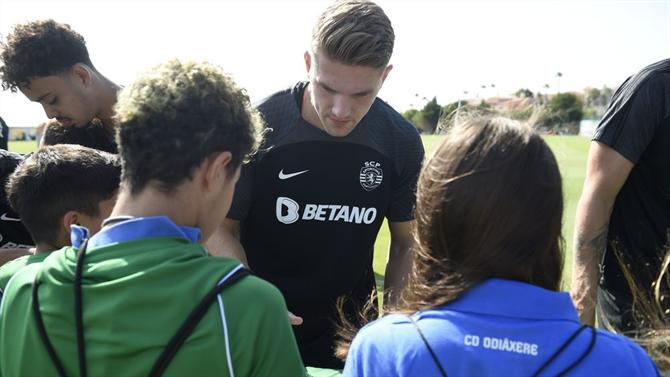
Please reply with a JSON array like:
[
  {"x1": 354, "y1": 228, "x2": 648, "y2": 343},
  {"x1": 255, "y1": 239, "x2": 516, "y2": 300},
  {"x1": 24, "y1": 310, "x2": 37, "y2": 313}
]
[
  {"x1": 381, "y1": 64, "x2": 393, "y2": 83},
  {"x1": 203, "y1": 151, "x2": 233, "y2": 191},
  {"x1": 304, "y1": 51, "x2": 312, "y2": 74},
  {"x1": 71, "y1": 63, "x2": 92, "y2": 88}
]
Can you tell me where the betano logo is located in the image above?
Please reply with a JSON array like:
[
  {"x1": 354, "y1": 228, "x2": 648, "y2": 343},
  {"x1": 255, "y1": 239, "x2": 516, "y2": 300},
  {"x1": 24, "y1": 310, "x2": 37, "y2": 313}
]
[{"x1": 276, "y1": 197, "x2": 377, "y2": 225}]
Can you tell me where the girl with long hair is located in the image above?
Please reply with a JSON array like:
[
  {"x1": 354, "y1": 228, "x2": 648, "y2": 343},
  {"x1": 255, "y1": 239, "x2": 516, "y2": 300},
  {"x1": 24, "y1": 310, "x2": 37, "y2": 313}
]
[{"x1": 341, "y1": 117, "x2": 658, "y2": 376}]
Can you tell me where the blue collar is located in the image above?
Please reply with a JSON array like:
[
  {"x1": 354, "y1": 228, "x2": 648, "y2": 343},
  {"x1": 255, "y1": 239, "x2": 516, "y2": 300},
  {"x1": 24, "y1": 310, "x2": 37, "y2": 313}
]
[
  {"x1": 438, "y1": 278, "x2": 579, "y2": 322},
  {"x1": 70, "y1": 216, "x2": 201, "y2": 249}
]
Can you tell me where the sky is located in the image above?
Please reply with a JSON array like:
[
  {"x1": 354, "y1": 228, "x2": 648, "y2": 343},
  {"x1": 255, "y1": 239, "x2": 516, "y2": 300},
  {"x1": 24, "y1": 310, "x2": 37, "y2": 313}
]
[{"x1": 0, "y1": 0, "x2": 668, "y2": 127}]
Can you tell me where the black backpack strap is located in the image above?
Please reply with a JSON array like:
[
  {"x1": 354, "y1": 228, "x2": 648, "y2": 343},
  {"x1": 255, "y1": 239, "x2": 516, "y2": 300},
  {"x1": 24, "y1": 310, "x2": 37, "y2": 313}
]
[
  {"x1": 32, "y1": 269, "x2": 68, "y2": 377},
  {"x1": 532, "y1": 325, "x2": 597, "y2": 377},
  {"x1": 148, "y1": 266, "x2": 250, "y2": 377},
  {"x1": 408, "y1": 315, "x2": 448, "y2": 377}
]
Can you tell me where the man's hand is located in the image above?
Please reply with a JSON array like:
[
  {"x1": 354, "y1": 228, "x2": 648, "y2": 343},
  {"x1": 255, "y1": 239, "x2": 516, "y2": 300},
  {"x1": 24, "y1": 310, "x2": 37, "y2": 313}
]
[{"x1": 288, "y1": 311, "x2": 303, "y2": 326}]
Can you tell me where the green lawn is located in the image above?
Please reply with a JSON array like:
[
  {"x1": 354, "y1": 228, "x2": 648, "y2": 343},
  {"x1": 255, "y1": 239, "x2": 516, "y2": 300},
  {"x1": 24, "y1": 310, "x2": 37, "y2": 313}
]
[
  {"x1": 8, "y1": 140, "x2": 38, "y2": 154},
  {"x1": 373, "y1": 135, "x2": 590, "y2": 291},
  {"x1": 11, "y1": 136, "x2": 590, "y2": 290}
]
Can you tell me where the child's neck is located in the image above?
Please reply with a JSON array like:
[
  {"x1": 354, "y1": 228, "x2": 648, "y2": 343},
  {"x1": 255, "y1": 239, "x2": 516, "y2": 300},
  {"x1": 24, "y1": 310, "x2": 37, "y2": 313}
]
[{"x1": 35, "y1": 242, "x2": 58, "y2": 254}]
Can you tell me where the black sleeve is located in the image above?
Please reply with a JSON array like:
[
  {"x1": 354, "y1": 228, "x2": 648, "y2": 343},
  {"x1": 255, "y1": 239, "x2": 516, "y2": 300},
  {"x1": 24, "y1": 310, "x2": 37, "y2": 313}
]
[
  {"x1": 387, "y1": 130, "x2": 424, "y2": 222},
  {"x1": 593, "y1": 74, "x2": 669, "y2": 164},
  {"x1": 226, "y1": 159, "x2": 256, "y2": 221}
]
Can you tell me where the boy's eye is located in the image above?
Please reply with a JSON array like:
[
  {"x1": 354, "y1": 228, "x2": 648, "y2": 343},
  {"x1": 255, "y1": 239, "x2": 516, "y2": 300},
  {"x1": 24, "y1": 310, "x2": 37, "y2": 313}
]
[{"x1": 49, "y1": 97, "x2": 58, "y2": 105}]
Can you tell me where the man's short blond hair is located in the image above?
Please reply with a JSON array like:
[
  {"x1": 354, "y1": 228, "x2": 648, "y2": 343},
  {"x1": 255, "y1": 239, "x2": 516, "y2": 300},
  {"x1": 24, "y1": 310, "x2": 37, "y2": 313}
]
[{"x1": 311, "y1": 0, "x2": 394, "y2": 68}]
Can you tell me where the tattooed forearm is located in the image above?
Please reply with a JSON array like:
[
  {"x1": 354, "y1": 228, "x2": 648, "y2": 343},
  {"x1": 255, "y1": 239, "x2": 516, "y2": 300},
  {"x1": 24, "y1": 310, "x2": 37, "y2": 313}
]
[{"x1": 575, "y1": 225, "x2": 609, "y2": 256}]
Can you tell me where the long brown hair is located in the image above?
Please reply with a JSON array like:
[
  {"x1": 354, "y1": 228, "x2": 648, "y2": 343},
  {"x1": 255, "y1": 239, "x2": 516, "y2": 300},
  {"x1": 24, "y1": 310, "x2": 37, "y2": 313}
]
[
  {"x1": 337, "y1": 116, "x2": 565, "y2": 359},
  {"x1": 406, "y1": 116, "x2": 564, "y2": 311}
]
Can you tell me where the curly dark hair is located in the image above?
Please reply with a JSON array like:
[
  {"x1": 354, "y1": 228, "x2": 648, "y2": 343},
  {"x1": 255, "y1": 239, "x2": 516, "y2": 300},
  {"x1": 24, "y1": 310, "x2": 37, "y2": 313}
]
[
  {"x1": 115, "y1": 59, "x2": 261, "y2": 195},
  {"x1": 0, "y1": 19, "x2": 92, "y2": 92}
]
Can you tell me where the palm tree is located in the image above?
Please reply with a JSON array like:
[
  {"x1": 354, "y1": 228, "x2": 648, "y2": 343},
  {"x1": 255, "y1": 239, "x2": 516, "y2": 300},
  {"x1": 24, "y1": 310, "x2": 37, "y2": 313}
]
[{"x1": 556, "y1": 72, "x2": 563, "y2": 94}]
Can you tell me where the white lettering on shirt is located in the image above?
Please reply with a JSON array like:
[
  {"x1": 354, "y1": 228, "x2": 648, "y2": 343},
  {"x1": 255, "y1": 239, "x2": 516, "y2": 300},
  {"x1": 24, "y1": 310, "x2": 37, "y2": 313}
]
[
  {"x1": 276, "y1": 197, "x2": 378, "y2": 225},
  {"x1": 464, "y1": 334, "x2": 538, "y2": 356}
]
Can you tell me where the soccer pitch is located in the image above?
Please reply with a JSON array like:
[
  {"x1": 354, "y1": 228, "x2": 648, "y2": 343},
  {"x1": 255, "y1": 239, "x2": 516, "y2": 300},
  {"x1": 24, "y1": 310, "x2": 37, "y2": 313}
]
[
  {"x1": 10, "y1": 135, "x2": 590, "y2": 289},
  {"x1": 372, "y1": 135, "x2": 590, "y2": 291}
]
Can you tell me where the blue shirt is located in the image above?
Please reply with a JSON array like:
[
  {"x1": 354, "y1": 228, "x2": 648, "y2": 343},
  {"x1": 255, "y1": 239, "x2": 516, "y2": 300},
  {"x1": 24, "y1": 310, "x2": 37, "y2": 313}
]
[{"x1": 343, "y1": 279, "x2": 658, "y2": 376}]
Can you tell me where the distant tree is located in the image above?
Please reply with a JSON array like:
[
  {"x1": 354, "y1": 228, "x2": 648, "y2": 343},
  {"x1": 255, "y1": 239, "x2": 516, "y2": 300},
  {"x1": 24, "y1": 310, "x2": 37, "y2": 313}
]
[
  {"x1": 601, "y1": 86, "x2": 614, "y2": 104},
  {"x1": 549, "y1": 92, "x2": 582, "y2": 123},
  {"x1": 478, "y1": 100, "x2": 491, "y2": 110},
  {"x1": 583, "y1": 86, "x2": 615, "y2": 119},
  {"x1": 421, "y1": 97, "x2": 442, "y2": 134},
  {"x1": 586, "y1": 87, "x2": 602, "y2": 107},
  {"x1": 434, "y1": 101, "x2": 459, "y2": 133},
  {"x1": 515, "y1": 88, "x2": 534, "y2": 98},
  {"x1": 441, "y1": 101, "x2": 461, "y2": 119},
  {"x1": 402, "y1": 108, "x2": 424, "y2": 131},
  {"x1": 535, "y1": 92, "x2": 583, "y2": 133}
]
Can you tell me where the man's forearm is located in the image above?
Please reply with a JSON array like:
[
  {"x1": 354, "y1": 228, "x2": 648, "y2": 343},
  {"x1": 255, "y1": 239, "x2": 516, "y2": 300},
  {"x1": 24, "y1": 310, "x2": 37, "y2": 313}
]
[
  {"x1": 383, "y1": 243, "x2": 412, "y2": 308},
  {"x1": 571, "y1": 224, "x2": 608, "y2": 325},
  {"x1": 0, "y1": 247, "x2": 32, "y2": 267}
]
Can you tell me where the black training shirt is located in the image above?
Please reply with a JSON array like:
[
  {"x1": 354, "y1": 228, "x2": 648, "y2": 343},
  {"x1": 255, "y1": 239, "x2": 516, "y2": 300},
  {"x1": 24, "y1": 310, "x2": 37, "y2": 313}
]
[{"x1": 593, "y1": 58, "x2": 670, "y2": 298}]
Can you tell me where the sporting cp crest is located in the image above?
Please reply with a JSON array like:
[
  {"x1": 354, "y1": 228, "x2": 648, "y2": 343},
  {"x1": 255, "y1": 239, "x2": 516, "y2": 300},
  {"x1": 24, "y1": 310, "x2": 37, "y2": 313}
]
[{"x1": 360, "y1": 161, "x2": 383, "y2": 191}]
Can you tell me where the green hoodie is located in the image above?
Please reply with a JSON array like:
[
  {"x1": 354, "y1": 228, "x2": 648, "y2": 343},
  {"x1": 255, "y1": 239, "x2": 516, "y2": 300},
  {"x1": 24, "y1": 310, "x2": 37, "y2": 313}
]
[
  {"x1": 0, "y1": 233, "x2": 305, "y2": 377},
  {"x1": 0, "y1": 252, "x2": 50, "y2": 293}
]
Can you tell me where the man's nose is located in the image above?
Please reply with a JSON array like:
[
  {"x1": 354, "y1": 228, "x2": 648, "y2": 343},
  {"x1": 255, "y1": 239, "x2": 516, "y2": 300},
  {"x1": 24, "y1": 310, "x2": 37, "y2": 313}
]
[{"x1": 331, "y1": 95, "x2": 351, "y2": 119}]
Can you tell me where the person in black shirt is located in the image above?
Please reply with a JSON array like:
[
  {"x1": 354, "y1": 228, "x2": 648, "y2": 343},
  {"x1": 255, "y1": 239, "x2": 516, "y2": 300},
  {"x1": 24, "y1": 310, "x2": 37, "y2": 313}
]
[
  {"x1": 209, "y1": 0, "x2": 424, "y2": 368},
  {"x1": 0, "y1": 116, "x2": 9, "y2": 150},
  {"x1": 0, "y1": 150, "x2": 33, "y2": 257},
  {"x1": 572, "y1": 58, "x2": 670, "y2": 333}
]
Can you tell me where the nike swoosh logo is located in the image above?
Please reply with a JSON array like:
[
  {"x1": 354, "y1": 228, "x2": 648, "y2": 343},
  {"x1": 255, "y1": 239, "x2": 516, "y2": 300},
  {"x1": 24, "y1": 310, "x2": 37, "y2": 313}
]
[
  {"x1": 279, "y1": 169, "x2": 309, "y2": 180},
  {"x1": 0, "y1": 213, "x2": 21, "y2": 222}
]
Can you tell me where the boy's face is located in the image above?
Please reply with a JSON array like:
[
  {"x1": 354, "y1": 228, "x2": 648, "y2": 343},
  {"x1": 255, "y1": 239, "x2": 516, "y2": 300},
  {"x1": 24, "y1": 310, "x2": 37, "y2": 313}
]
[
  {"x1": 20, "y1": 68, "x2": 98, "y2": 128},
  {"x1": 76, "y1": 193, "x2": 118, "y2": 236}
]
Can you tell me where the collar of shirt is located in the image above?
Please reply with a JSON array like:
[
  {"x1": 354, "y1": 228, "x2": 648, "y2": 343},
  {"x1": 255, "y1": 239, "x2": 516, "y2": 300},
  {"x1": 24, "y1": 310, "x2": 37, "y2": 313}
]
[
  {"x1": 70, "y1": 216, "x2": 201, "y2": 249},
  {"x1": 431, "y1": 278, "x2": 579, "y2": 322}
]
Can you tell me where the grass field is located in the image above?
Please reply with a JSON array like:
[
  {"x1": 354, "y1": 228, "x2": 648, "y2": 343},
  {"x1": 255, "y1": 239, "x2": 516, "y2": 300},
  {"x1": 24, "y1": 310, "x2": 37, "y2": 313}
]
[
  {"x1": 7, "y1": 140, "x2": 38, "y2": 154},
  {"x1": 9, "y1": 135, "x2": 590, "y2": 290}
]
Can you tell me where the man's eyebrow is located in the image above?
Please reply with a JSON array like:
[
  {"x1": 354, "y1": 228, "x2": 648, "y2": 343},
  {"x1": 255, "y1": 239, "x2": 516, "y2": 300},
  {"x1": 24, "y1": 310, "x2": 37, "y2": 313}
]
[
  {"x1": 319, "y1": 80, "x2": 337, "y2": 93},
  {"x1": 353, "y1": 89, "x2": 373, "y2": 96},
  {"x1": 319, "y1": 81, "x2": 372, "y2": 96},
  {"x1": 35, "y1": 92, "x2": 52, "y2": 103}
]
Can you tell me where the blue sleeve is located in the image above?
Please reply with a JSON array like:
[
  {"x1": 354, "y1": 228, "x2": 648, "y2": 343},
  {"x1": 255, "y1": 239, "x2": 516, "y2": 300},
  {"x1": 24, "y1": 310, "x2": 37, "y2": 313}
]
[
  {"x1": 343, "y1": 324, "x2": 399, "y2": 377},
  {"x1": 630, "y1": 343, "x2": 661, "y2": 377},
  {"x1": 343, "y1": 332, "x2": 369, "y2": 377}
]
